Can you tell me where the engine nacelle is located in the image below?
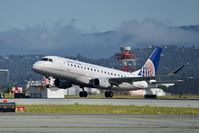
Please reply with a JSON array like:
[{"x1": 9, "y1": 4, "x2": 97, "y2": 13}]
[
  {"x1": 54, "y1": 79, "x2": 72, "y2": 89},
  {"x1": 92, "y1": 78, "x2": 111, "y2": 88}
]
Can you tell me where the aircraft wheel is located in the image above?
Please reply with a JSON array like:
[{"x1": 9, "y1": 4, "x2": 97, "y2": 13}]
[
  {"x1": 109, "y1": 91, "x2": 113, "y2": 97},
  {"x1": 79, "y1": 91, "x2": 88, "y2": 97},
  {"x1": 105, "y1": 91, "x2": 113, "y2": 98},
  {"x1": 79, "y1": 91, "x2": 84, "y2": 97},
  {"x1": 83, "y1": 91, "x2": 88, "y2": 97},
  {"x1": 105, "y1": 91, "x2": 109, "y2": 97}
]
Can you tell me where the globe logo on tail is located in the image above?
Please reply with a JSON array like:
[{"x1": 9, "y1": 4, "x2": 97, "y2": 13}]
[{"x1": 140, "y1": 59, "x2": 155, "y2": 77}]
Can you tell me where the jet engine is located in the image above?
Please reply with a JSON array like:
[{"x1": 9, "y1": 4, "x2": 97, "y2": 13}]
[
  {"x1": 54, "y1": 79, "x2": 72, "y2": 89},
  {"x1": 92, "y1": 78, "x2": 111, "y2": 88}
]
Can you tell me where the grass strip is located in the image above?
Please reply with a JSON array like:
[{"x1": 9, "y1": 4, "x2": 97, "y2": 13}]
[{"x1": 21, "y1": 104, "x2": 199, "y2": 115}]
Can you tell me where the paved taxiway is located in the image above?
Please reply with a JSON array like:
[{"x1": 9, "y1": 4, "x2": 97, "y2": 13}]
[
  {"x1": 0, "y1": 113, "x2": 198, "y2": 133},
  {"x1": 6, "y1": 99, "x2": 199, "y2": 108}
]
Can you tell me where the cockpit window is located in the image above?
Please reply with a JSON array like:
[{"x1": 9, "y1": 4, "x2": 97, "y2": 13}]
[
  {"x1": 42, "y1": 58, "x2": 48, "y2": 61},
  {"x1": 41, "y1": 58, "x2": 53, "y2": 62},
  {"x1": 49, "y1": 59, "x2": 53, "y2": 62}
]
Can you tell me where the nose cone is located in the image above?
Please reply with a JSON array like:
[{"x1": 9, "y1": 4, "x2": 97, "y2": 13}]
[{"x1": 32, "y1": 62, "x2": 41, "y2": 73}]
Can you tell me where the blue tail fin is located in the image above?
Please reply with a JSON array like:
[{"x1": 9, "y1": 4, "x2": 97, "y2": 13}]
[{"x1": 139, "y1": 47, "x2": 162, "y2": 77}]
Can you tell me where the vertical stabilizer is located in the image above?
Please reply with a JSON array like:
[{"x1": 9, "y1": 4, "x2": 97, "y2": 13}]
[{"x1": 139, "y1": 47, "x2": 162, "y2": 77}]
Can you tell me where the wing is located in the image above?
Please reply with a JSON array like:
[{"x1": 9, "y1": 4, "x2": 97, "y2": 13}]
[
  {"x1": 108, "y1": 76, "x2": 155, "y2": 85},
  {"x1": 150, "y1": 80, "x2": 184, "y2": 85}
]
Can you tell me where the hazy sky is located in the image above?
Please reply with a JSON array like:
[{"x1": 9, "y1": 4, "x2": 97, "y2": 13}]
[{"x1": 0, "y1": 0, "x2": 199, "y2": 32}]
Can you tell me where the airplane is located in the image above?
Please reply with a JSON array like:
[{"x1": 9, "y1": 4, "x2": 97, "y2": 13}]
[{"x1": 32, "y1": 47, "x2": 183, "y2": 98}]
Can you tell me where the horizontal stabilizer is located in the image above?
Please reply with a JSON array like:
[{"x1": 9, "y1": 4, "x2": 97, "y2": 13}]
[
  {"x1": 169, "y1": 63, "x2": 188, "y2": 75},
  {"x1": 155, "y1": 64, "x2": 187, "y2": 78}
]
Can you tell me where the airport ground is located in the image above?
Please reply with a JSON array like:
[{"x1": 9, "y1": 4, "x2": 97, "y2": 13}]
[
  {"x1": 0, "y1": 113, "x2": 198, "y2": 133},
  {"x1": 0, "y1": 98, "x2": 199, "y2": 133},
  {"x1": 7, "y1": 98, "x2": 199, "y2": 108}
]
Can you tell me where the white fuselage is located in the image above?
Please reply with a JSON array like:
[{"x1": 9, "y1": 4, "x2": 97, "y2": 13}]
[{"x1": 33, "y1": 56, "x2": 152, "y2": 91}]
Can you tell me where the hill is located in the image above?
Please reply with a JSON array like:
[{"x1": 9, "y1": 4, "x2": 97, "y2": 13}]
[{"x1": 0, "y1": 45, "x2": 198, "y2": 94}]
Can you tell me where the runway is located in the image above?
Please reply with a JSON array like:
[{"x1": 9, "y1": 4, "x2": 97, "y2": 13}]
[
  {"x1": 5, "y1": 98, "x2": 199, "y2": 108},
  {"x1": 0, "y1": 113, "x2": 198, "y2": 133},
  {"x1": 1, "y1": 99, "x2": 198, "y2": 133}
]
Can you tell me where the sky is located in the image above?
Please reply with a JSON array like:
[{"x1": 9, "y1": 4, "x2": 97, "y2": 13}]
[
  {"x1": 0, "y1": 0, "x2": 199, "y2": 32},
  {"x1": 0, "y1": 0, "x2": 199, "y2": 58}
]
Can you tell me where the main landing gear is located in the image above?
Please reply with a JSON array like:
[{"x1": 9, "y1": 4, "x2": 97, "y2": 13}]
[
  {"x1": 105, "y1": 91, "x2": 113, "y2": 98},
  {"x1": 79, "y1": 87, "x2": 88, "y2": 97},
  {"x1": 79, "y1": 91, "x2": 88, "y2": 97}
]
